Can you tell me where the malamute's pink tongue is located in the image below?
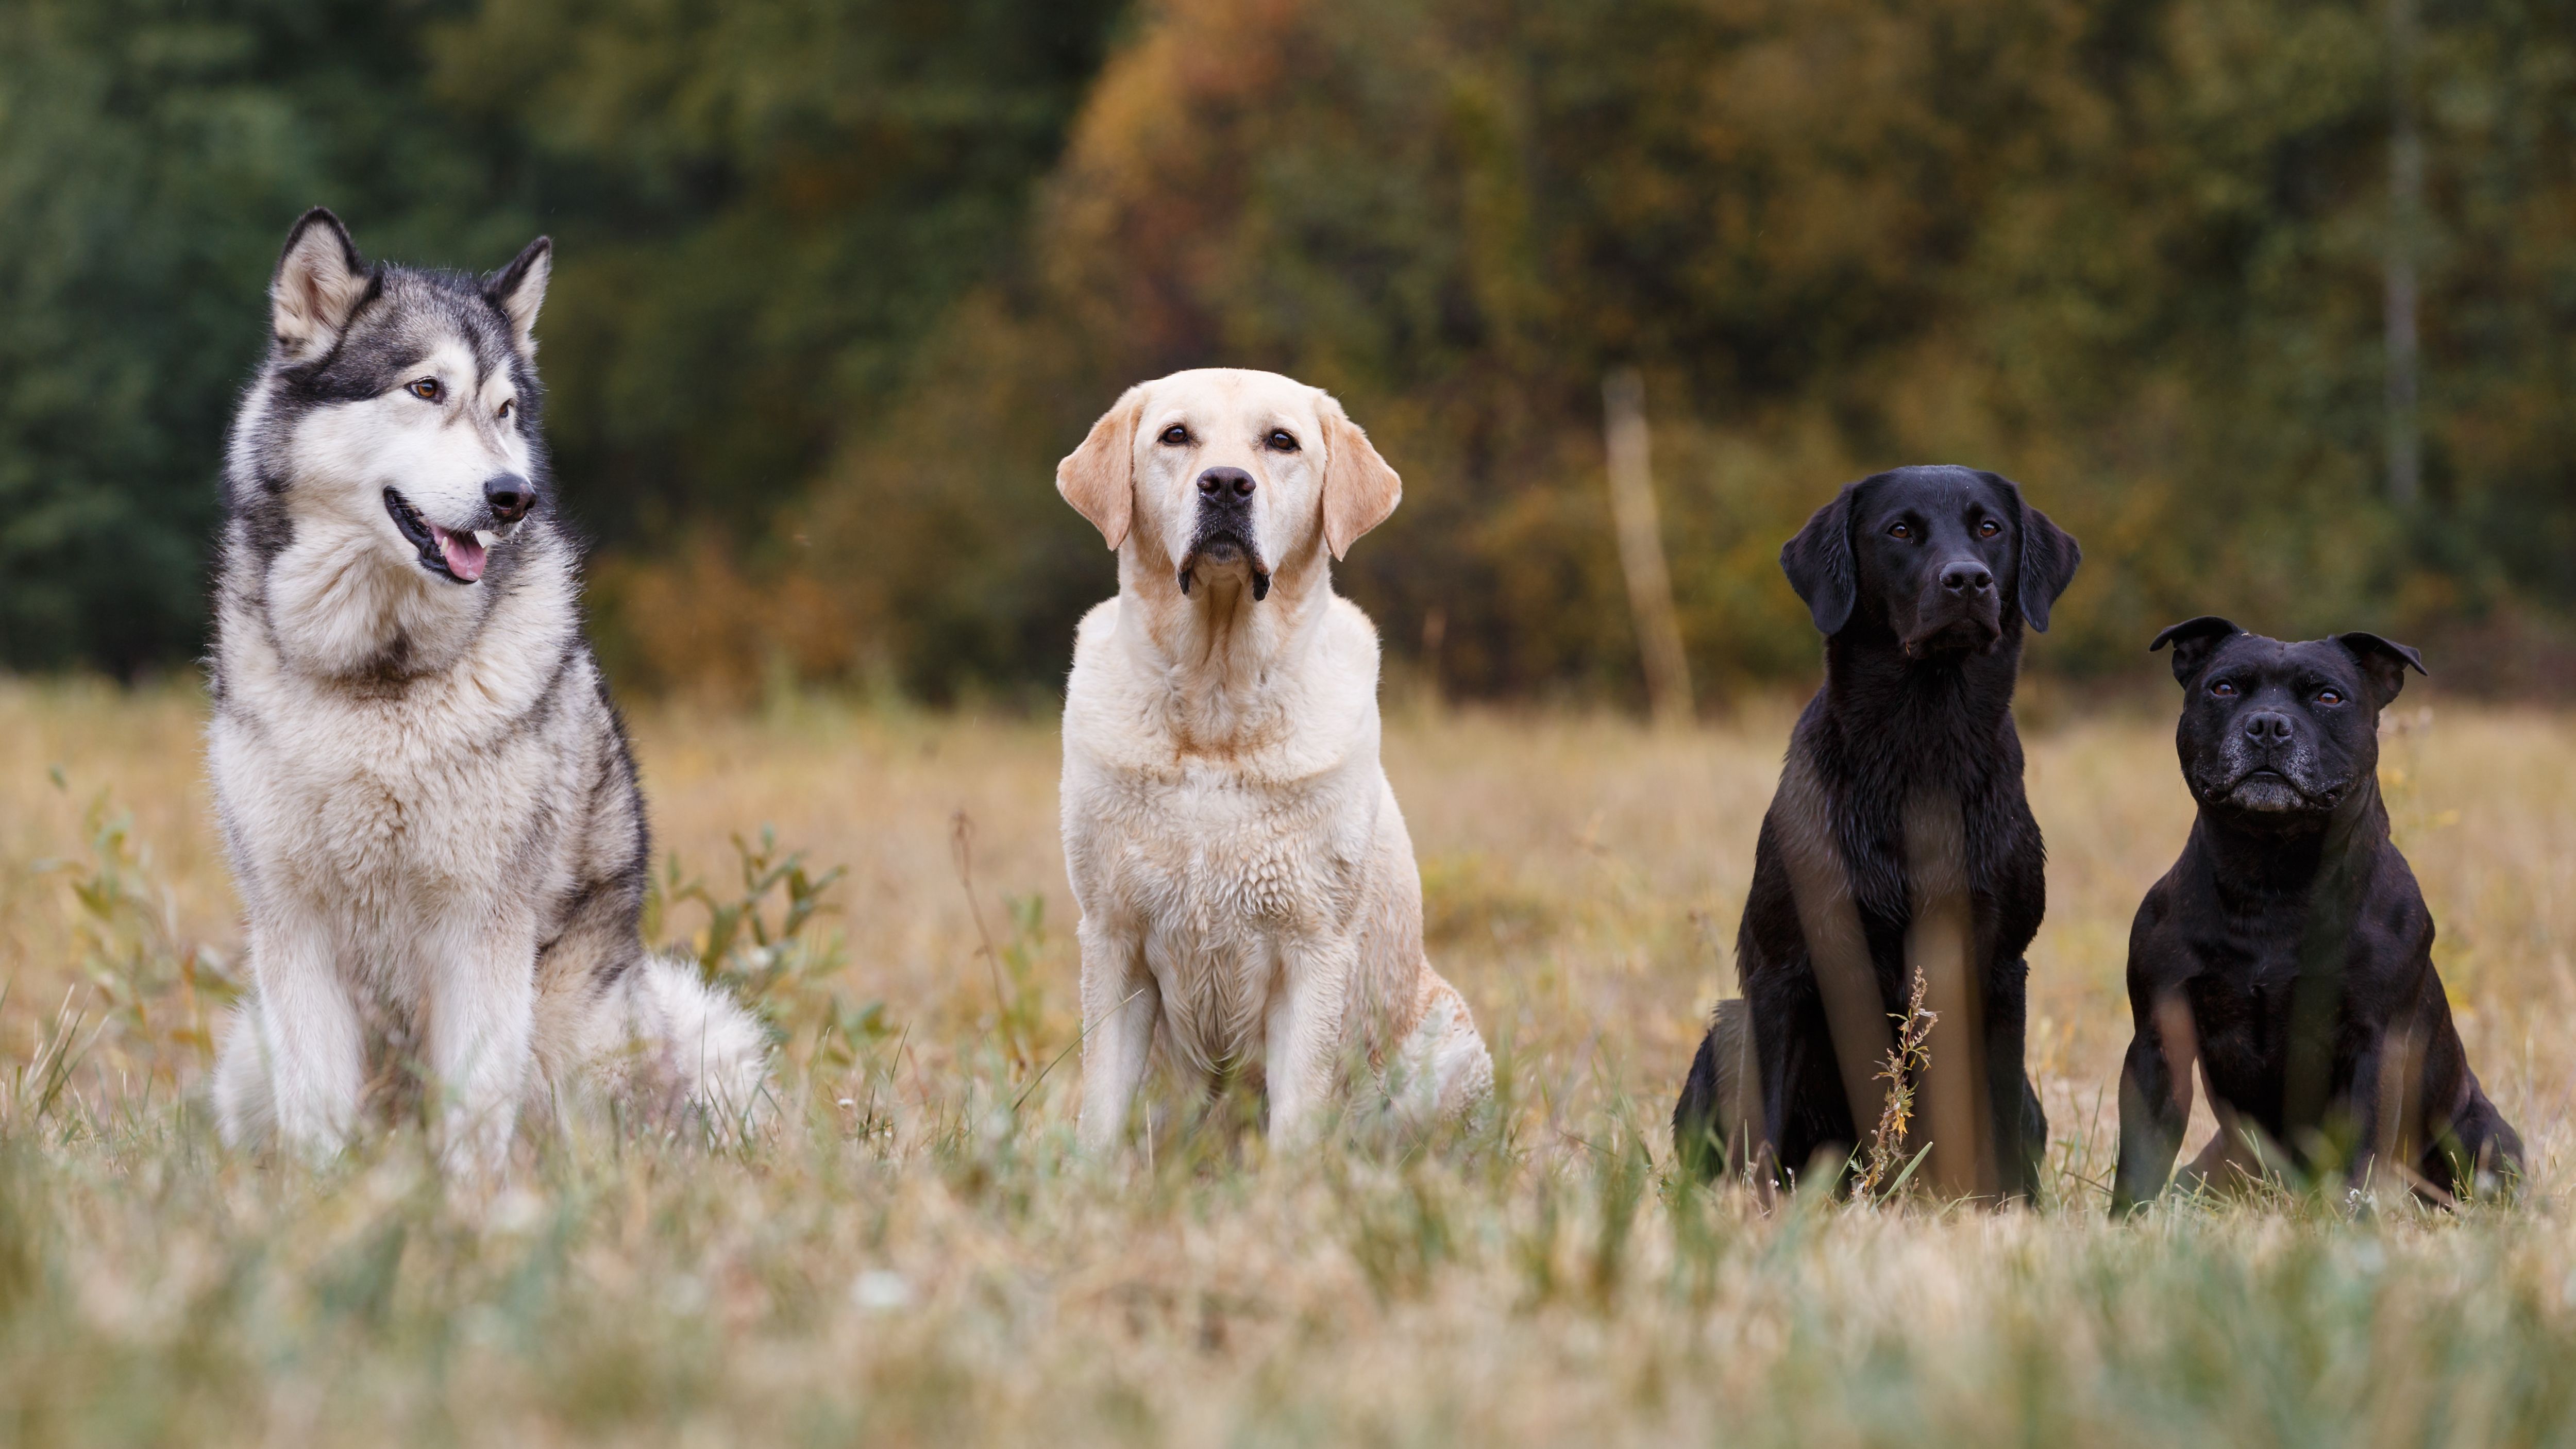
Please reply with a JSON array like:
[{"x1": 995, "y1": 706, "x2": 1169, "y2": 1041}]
[{"x1": 432, "y1": 525, "x2": 486, "y2": 582}]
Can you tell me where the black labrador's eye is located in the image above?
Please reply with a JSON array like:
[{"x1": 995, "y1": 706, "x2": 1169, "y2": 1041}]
[
  {"x1": 406, "y1": 378, "x2": 443, "y2": 402},
  {"x1": 2317, "y1": 688, "x2": 2344, "y2": 706},
  {"x1": 1159, "y1": 424, "x2": 1190, "y2": 446},
  {"x1": 2211, "y1": 680, "x2": 2237, "y2": 698},
  {"x1": 1888, "y1": 521, "x2": 1913, "y2": 540},
  {"x1": 1266, "y1": 429, "x2": 1299, "y2": 452},
  {"x1": 1978, "y1": 518, "x2": 2002, "y2": 537}
]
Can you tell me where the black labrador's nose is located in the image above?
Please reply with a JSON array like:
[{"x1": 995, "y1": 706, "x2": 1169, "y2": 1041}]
[
  {"x1": 483, "y1": 474, "x2": 536, "y2": 524},
  {"x1": 1197, "y1": 467, "x2": 1256, "y2": 501},
  {"x1": 2242, "y1": 711, "x2": 2295, "y2": 745},
  {"x1": 1940, "y1": 561, "x2": 1994, "y2": 595}
]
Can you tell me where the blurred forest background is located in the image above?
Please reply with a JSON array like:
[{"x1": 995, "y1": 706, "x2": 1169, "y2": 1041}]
[{"x1": 5, "y1": 0, "x2": 2574, "y2": 706}]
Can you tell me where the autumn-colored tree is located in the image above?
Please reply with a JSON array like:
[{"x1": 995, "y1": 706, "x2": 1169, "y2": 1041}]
[{"x1": 8, "y1": 0, "x2": 2576, "y2": 699}]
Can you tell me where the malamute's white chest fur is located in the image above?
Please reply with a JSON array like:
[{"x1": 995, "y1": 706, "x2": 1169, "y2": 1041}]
[{"x1": 210, "y1": 570, "x2": 601, "y2": 992}]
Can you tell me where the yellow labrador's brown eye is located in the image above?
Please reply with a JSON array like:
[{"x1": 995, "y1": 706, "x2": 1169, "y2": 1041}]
[
  {"x1": 1888, "y1": 521, "x2": 1912, "y2": 540},
  {"x1": 1979, "y1": 519, "x2": 2002, "y2": 537},
  {"x1": 1266, "y1": 429, "x2": 1299, "y2": 452},
  {"x1": 1159, "y1": 425, "x2": 1189, "y2": 446},
  {"x1": 406, "y1": 378, "x2": 442, "y2": 402},
  {"x1": 2318, "y1": 688, "x2": 2343, "y2": 705}
]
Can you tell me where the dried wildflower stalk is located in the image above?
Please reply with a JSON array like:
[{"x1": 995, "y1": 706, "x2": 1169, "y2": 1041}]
[{"x1": 1857, "y1": 967, "x2": 1938, "y2": 1199}]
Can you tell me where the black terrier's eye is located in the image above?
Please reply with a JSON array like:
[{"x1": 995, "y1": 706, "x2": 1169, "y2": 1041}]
[
  {"x1": 1888, "y1": 521, "x2": 1913, "y2": 540},
  {"x1": 406, "y1": 378, "x2": 443, "y2": 402},
  {"x1": 1159, "y1": 425, "x2": 1190, "y2": 446},
  {"x1": 1266, "y1": 430, "x2": 1299, "y2": 452},
  {"x1": 1978, "y1": 519, "x2": 2002, "y2": 537},
  {"x1": 2317, "y1": 688, "x2": 2344, "y2": 705},
  {"x1": 2211, "y1": 680, "x2": 2237, "y2": 698}
]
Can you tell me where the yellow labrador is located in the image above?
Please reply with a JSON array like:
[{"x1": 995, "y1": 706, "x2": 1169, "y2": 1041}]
[{"x1": 1056, "y1": 368, "x2": 1493, "y2": 1149}]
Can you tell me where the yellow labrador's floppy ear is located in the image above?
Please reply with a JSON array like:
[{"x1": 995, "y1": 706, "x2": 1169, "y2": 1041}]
[
  {"x1": 1057, "y1": 386, "x2": 1142, "y2": 550},
  {"x1": 1320, "y1": 393, "x2": 1401, "y2": 560},
  {"x1": 271, "y1": 207, "x2": 376, "y2": 362}
]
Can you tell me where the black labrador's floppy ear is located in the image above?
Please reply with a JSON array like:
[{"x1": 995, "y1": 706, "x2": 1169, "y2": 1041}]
[
  {"x1": 2334, "y1": 632, "x2": 2428, "y2": 709},
  {"x1": 1779, "y1": 482, "x2": 1860, "y2": 635},
  {"x1": 2150, "y1": 616, "x2": 2244, "y2": 686},
  {"x1": 1983, "y1": 471, "x2": 2080, "y2": 632}
]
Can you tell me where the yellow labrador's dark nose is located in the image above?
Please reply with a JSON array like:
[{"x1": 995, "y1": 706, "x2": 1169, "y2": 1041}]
[{"x1": 1198, "y1": 467, "x2": 1255, "y2": 500}]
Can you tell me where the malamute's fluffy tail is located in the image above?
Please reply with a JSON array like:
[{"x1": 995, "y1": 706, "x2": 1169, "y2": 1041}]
[{"x1": 560, "y1": 952, "x2": 776, "y2": 1138}]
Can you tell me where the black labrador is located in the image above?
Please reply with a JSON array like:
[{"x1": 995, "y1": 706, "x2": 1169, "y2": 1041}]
[
  {"x1": 2110, "y1": 620, "x2": 2522, "y2": 1211},
  {"x1": 1673, "y1": 465, "x2": 2080, "y2": 1200}
]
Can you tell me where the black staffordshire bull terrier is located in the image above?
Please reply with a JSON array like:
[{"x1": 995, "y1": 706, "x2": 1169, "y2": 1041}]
[
  {"x1": 1674, "y1": 465, "x2": 2080, "y2": 1200},
  {"x1": 2111, "y1": 618, "x2": 2522, "y2": 1212}
]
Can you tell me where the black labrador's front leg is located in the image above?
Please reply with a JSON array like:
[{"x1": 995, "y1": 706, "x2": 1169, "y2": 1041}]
[
  {"x1": 1982, "y1": 955, "x2": 2047, "y2": 1202},
  {"x1": 1754, "y1": 971, "x2": 1856, "y2": 1191}
]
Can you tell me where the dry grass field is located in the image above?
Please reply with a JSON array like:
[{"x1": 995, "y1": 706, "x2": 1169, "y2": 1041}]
[{"x1": 3, "y1": 677, "x2": 2574, "y2": 1445}]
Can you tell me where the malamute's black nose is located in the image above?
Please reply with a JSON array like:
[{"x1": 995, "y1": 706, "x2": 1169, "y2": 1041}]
[
  {"x1": 1197, "y1": 467, "x2": 1255, "y2": 500},
  {"x1": 484, "y1": 474, "x2": 535, "y2": 524}
]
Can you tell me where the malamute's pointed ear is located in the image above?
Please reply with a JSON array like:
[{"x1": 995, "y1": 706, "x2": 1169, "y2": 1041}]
[
  {"x1": 1320, "y1": 392, "x2": 1401, "y2": 560},
  {"x1": 1058, "y1": 386, "x2": 1143, "y2": 551},
  {"x1": 271, "y1": 208, "x2": 375, "y2": 362},
  {"x1": 484, "y1": 237, "x2": 552, "y2": 359}
]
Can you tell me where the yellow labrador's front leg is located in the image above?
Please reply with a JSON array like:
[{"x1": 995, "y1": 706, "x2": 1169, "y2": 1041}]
[
  {"x1": 1076, "y1": 914, "x2": 1159, "y2": 1154},
  {"x1": 1265, "y1": 935, "x2": 1355, "y2": 1144}
]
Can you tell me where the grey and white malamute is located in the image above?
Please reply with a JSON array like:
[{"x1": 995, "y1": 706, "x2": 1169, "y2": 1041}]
[{"x1": 208, "y1": 209, "x2": 768, "y2": 1169}]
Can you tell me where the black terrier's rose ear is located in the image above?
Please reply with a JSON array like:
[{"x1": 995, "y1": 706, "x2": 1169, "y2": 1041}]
[
  {"x1": 2150, "y1": 616, "x2": 2245, "y2": 686},
  {"x1": 2334, "y1": 631, "x2": 2428, "y2": 709},
  {"x1": 1980, "y1": 471, "x2": 2081, "y2": 632},
  {"x1": 1780, "y1": 483, "x2": 1860, "y2": 635}
]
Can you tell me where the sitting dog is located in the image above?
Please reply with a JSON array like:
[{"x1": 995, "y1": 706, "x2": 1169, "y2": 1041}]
[
  {"x1": 1673, "y1": 466, "x2": 2080, "y2": 1199},
  {"x1": 208, "y1": 210, "x2": 769, "y2": 1169},
  {"x1": 1055, "y1": 368, "x2": 1493, "y2": 1148},
  {"x1": 2110, "y1": 619, "x2": 2522, "y2": 1210}
]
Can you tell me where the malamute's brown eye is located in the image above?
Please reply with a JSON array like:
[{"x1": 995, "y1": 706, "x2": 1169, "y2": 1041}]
[
  {"x1": 1266, "y1": 430, "x2": 1299, "y2": 452},
  {"x1": 406, "y1": 378, "x2": 442, "y2": 402},
  {"x1": 498, "y1": 398, "x2": 515, "y2": 420},
  {"x1": 1159, "y1": 425, "x2": 1189, "y2": 446}
]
